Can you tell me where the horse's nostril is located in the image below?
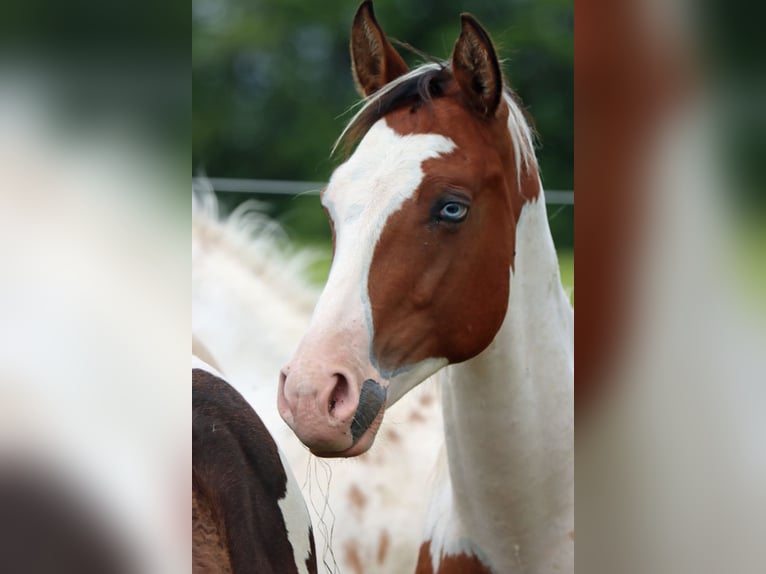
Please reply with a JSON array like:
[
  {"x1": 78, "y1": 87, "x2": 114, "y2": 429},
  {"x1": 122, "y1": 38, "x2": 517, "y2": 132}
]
[{"x1": 328, "y1": 373, "x2": 349, "y2": 417}]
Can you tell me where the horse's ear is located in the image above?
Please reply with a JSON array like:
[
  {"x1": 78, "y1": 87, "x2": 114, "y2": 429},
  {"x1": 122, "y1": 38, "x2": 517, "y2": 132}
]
[
  {"x1": 351, "y1": 0, "x2": 409, "y2": 97},
  {"x1": 451, "y1": 14, "x2": 503, "y2": 117}
]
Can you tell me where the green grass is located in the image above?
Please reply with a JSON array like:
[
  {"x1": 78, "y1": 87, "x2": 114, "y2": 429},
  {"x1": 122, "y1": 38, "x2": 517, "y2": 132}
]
[{"x1": 558, "y1": 249, "x2": 574, "y2": 305}]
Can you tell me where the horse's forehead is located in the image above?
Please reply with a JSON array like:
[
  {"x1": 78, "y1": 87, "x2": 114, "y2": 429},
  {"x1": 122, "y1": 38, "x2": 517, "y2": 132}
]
[{"x1": 325, "y1": 121, "x2": 455, "y2": 223}]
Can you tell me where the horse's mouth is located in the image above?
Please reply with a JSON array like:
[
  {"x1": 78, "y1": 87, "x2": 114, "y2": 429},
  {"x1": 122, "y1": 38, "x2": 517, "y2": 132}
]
[
  {"x1": 309, "y1": 404, "x2": 386, "y2": 458},
  {"x1": 279, "y1": 374, "x2": 388, "y2": 458},
  {"x1": 350, "y1": 379, "x2": 387, "y2": 441}
]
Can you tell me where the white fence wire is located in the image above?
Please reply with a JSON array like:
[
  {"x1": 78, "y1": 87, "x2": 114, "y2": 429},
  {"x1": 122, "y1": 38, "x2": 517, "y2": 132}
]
[{"x1": 196, "y1": 177, "x2": 574, "y2": 205}]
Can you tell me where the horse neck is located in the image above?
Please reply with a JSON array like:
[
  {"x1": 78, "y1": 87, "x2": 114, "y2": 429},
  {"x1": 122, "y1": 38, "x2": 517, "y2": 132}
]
[{"x1": 440, "y1": 191, "x2": 574, "y2": 572}]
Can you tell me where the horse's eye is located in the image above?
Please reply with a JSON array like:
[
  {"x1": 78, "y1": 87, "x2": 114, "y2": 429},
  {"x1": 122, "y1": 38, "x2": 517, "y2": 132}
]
[{"x1": 438, "y1": 202, "x2": 469, "y2": 223}]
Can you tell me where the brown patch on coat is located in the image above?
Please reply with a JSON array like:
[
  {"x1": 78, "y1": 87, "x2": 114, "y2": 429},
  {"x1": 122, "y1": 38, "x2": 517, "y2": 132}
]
[
  {"x1": 348, "y1": 484, "x2": 367, "y2": 511},
  {"x1": 568, "y1": 529, "x2": 575, "y2": 541},
  {"x1": 344, "y1": 541, "x2": 364, "y2": 574},
  {"x1": 377, "y1": 530, "x2": 391, "y2": 564},
  {"x1": 193, "y1": 368, "x2": 317, "y2": 574},
  {"x1": 415, "y1": 541, "x2": 492, "y2": 574},
  {"x1": 385, "y1": 429, "x2": 401, "y2": 443},
  {"x1": 409, "y1": 411, "x2": 426, "y2": 423},
  {"x1": 193, "y1": 486, "x2": 233, "y2": 574},
  {"x1": 419, "y1": 393, "x2": 435, "y2": 407}
]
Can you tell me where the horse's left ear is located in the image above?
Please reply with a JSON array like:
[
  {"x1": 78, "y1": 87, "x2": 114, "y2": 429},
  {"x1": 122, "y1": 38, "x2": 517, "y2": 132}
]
[{"x1": 451, "y1": 14, "x2": 503, "y2": 117}]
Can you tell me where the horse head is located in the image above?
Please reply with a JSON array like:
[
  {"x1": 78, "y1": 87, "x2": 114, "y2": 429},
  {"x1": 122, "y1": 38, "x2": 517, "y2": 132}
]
[{"x1": 278, "y1": 1, "x2": 539, "y2": 457}]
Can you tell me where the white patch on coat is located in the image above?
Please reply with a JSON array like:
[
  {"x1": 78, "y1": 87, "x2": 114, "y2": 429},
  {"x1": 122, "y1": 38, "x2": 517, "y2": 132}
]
[
  {"x1": 277, "y1": 450, "x2": 314, "y2": 574},
  {"x1": 421, "y1": 448, "x2": 491, "y2": 572}
]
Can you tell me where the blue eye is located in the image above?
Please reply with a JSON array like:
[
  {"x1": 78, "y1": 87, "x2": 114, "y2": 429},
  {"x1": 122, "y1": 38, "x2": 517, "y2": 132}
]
[{"x1": 438, "y1": 202, "x2": 469, "y2": 222}]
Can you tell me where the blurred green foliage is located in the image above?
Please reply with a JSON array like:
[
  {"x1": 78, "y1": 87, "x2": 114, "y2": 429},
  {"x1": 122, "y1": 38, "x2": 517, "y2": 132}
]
[
  {"x1": 193, "y1": 0, "x2": 573, "y2": 247},
  {"x1": 700, "y1": 0, "x2": 766, "y2": 210}
]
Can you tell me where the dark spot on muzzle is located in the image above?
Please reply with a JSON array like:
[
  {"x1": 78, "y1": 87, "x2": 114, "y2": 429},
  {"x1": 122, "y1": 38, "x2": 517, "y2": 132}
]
[{"x1": 350, "y1": 379, "x2": 386, "y2": 444}]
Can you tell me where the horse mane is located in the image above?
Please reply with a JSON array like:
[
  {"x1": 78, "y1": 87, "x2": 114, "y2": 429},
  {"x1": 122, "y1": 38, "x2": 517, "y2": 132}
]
[
  {"x1": 334, "y1": 61, "x2": 539, "y2": 177},
  {"x1": 192, "y1": 179, "x2": 319, "y2": 316}
]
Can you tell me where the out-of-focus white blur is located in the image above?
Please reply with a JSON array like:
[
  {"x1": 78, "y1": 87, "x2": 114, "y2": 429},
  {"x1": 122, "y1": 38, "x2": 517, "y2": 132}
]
[
  {"x1": 0, "y1": 73, "x2": 187, "y2": 573},
  {"x1": 578, "y1": 1, "x2": 766, "y2": 573}
]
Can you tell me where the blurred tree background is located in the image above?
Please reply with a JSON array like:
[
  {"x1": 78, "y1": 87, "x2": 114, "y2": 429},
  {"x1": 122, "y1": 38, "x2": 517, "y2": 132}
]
[{"x1": 193, "y1": 0, "x2": 573, "y2": 253}]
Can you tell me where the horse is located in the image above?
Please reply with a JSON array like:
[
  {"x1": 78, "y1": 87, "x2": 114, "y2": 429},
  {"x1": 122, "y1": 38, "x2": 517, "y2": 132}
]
[
  {"x1": 192, "y1": 356, "x2": 317, "y2": 574},
  {"x1": 192, "y1": 183, "x2": 445, "y2": 574},
  {"x1": 278, "y1": 2, "x2": 574, "y2": 573}
]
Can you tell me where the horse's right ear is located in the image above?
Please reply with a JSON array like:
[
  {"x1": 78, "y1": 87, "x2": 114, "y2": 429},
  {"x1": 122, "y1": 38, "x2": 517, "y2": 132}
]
[
  {"x1": 452, "y1": 13, "x2": 502, "y2": 117},
  {"x1": 351, "y1": 0, "x2": 409, "y2": 97}
]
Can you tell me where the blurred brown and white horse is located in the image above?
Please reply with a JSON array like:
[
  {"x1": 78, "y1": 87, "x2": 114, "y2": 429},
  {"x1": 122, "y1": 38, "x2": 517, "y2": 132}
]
[{"x1": 278, "y1": 3, "x2": 573, "y2": 572}]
